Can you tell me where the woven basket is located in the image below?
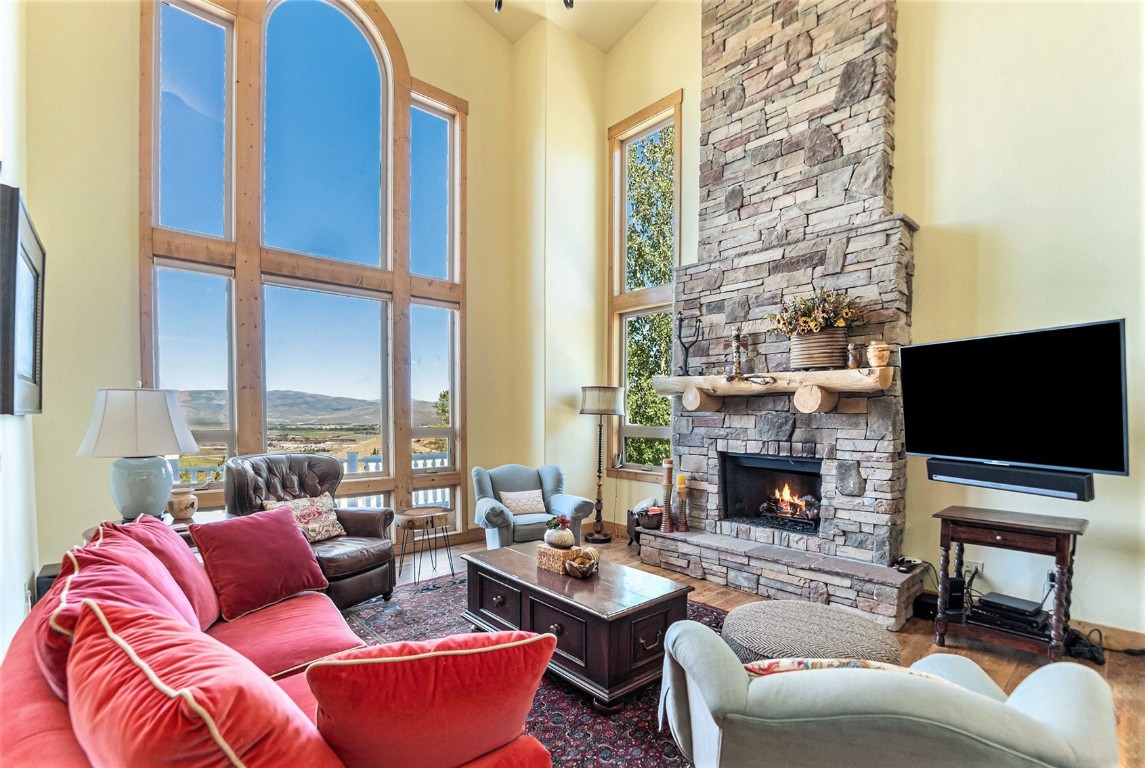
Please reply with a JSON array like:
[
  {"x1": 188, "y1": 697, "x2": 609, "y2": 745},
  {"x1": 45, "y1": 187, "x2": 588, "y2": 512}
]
[
  {"x1": 789, "y1": 327, "x2": 847, "y2": 370},
  {"x1": 537, "y1": 543, "x2": 581, "y2": 574}
]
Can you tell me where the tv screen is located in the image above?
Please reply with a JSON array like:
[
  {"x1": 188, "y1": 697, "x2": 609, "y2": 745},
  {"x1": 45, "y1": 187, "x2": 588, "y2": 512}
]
[{"x1": 901, "y1": 320, "x2": 1128, "y2": 476}]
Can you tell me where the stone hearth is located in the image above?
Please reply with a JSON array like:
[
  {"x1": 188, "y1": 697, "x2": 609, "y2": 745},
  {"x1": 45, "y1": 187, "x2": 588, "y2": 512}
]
[{"x1": 639, "y1": 0, "x2": 924, "y2": 629}]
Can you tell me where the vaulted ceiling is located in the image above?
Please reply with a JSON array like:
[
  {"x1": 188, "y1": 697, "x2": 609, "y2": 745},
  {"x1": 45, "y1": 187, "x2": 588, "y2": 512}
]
[{"x1": 463, "y1": 0, "x2": 661, "y2": 53}]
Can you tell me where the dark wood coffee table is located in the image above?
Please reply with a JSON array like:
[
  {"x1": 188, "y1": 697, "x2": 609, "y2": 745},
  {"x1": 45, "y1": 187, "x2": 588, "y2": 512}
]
[{"x1": 462, "y1": 544, "x2": 693, "y2": 711}]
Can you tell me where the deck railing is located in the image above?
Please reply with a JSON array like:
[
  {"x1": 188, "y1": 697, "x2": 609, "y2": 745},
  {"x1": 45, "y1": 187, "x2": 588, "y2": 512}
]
[{"x1": 171, "y1": 451, "x2": 453, "y2": 509}]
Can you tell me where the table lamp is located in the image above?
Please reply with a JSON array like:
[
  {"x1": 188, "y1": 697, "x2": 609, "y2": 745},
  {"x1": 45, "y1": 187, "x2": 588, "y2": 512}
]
[
  {"x1": 580, "y1": 385, "x2": 624, "y2": 544},
  {"x1": 77, "y1": 387, "x2": 198, "y2": 521}
]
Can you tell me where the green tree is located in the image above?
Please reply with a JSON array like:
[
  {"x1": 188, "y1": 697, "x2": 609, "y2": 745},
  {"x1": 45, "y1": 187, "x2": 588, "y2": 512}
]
[
  {"x1": 622, "y1": 124, "x2": 675, "y2": 467},
  {"x1": 433, "y1": 389, "x2": 450, "y2": 426}
]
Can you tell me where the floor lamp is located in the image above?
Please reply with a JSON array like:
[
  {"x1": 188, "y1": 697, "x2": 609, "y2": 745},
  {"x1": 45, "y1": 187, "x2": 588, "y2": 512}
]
[{"x1": 580, "y1": 386, "x2": 625, "y2": 545}]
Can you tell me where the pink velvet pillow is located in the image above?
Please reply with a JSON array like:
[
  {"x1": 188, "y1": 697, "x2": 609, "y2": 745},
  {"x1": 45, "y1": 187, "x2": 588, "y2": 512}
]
[
  {"x1": 34, "y1": 542, "x2": 197, "y2": 701},
  {"x1": 191, "y1": 507, "x2": 328, "y2": 621},
  {"x1": 101, "y1": 516, "x2": 220, "y2": 629},
  {"x1": 67, "y1": 600, "x2": 342, "y2": 768},
  {"x1": 306, "y1": 631, "x2": 556, "y2": 768}
]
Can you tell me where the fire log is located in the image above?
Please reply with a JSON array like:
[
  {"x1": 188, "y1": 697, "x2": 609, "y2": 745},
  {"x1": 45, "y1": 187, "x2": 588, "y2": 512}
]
[{"x1": 793, "y1": 384, "x2": 839, "y2": 413}]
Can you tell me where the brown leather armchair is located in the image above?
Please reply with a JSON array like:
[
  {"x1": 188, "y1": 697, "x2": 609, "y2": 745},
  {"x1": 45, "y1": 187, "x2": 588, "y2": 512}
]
[{"x1": 223, "y1": 453, "x2": 395, "y2": 609}]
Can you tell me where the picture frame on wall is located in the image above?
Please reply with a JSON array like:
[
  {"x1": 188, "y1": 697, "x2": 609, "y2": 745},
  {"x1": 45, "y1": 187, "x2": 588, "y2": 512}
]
[{"x1": 1, "y1": 184, "x2": 46, "y2": 415}]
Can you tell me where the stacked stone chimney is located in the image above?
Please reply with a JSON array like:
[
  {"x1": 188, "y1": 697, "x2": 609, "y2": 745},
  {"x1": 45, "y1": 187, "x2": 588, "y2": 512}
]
[{"x1": 638, "y1": 0, "x2": 923, "y2": 629}]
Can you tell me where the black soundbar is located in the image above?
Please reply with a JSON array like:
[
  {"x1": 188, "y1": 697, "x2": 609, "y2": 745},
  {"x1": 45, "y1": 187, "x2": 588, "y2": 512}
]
[{"x1": 926, "y1": 458, "x2": 1094, "y2": 501}]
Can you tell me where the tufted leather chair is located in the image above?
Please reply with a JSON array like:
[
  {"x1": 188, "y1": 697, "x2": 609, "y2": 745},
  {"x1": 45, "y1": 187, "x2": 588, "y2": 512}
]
[{"x1": 223, "y1": 453, "x2": 395, "y2": 609}]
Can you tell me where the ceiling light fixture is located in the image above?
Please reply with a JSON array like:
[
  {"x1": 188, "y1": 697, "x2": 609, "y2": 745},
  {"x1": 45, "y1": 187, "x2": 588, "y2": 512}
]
[{"x1": 494, "y1": 0, "x2": 573, "y2": 13}]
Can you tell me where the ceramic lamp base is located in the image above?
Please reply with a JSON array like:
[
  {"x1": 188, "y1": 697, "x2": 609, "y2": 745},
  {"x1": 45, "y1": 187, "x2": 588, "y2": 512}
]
[{"x1": 109, "y1": 456, "x2": 174, "y2": 521}]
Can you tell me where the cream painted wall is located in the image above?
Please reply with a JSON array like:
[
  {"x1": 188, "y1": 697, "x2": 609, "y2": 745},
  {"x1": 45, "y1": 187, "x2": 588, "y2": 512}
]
[
  {"x1": 25, "y1": 0, "x2": 140, "y2": 568},
  {"x1": 511, "y1": 22, "x2": 549, "y2": 470},
  {"x1": 600, "y1": 0, "x2": 702, "y2": 525},
  {"x1": 0, "y1": 0, "x2": 39, "y2": 655},
  {"x1": 542, "y1": 25, "x2": 606, "y2": 501},
  {"x1": 896, "y1": 1, "x2": 1144, "y2": 633}
]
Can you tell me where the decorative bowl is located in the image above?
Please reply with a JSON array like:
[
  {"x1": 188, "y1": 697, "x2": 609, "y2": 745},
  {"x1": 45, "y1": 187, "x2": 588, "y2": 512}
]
[
  {"x1": 637, "y1": 511, "x2": 663, "y2": 530},
  {"x1": 565, "y1": 558, "x2": 598, "y2": 579}
]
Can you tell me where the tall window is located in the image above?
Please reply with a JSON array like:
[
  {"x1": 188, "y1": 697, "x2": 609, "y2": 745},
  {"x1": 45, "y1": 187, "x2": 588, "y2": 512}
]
[
  {"x1": 608, "y1": 92, "x2": 682, "y2": 474},
  {"x1": 142, "y1": 0, "x2": 468, "y2": 522}
]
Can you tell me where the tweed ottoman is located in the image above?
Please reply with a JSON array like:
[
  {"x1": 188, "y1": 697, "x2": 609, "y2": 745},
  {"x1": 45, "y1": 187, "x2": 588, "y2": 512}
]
[{"x1": 722, "y1": 601, "x2": 901, "y2": 664}]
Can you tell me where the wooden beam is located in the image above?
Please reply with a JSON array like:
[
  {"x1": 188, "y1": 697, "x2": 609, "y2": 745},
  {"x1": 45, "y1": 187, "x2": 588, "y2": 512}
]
[
  {"x1": 682, "y1": 386, "x2": 722, "y2": 413},
  {"x1": 233, "y1": 8, "x2": 265, "y2": 454},
  {"x1": 261, "y1": 246, "x2": 393, "y2": 294},
  {"x1": 153, "y1": 228, "x2": 237, "y2": 269},
  {"x1": 652, "y1": 368, "x2": 894, "y2": 397},
  {"x1": 793, "y1": 384, "x2": 839, "y2": 414}
]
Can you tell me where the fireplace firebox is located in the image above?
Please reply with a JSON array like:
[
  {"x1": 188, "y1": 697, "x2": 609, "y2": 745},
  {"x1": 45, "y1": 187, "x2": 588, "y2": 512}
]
[{"x1": 720, "y1": 453, "x2": 823, "y2": 533}]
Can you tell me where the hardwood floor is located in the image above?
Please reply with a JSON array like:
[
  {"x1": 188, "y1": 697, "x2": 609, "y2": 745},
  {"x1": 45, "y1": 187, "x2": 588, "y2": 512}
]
[{"x1": 395, "y1": 533, "x2": 1143, "y2": 767}]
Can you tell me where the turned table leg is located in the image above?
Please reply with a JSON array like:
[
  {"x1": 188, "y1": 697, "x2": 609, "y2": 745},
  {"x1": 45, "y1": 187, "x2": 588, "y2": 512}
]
[
  {"x1": 935, "y1": 543, "x2": 950, "y2": 647},
  {"x1": 1049, "y1": 542, "x2": 1069, "y2": 660},
  {"x1": 953, "y1": 542, "x2": 965, "y2": 580}
]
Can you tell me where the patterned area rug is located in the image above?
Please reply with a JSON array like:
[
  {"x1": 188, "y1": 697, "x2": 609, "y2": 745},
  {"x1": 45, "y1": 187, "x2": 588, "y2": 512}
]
[{"x1": 343, "y1": 575, "x2": 725, "y2": 767}]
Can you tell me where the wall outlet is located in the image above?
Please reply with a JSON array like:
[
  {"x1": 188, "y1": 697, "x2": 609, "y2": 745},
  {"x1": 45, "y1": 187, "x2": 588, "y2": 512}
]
[
  {"x1": 23, "y1": 585, "x2": 32, "y2": 615},
  {"x1": 1045, "y1": 569, "x2": 1057, "y2": 588},
  {"x1": 962, "y1": 560, "x2": 984, "y2": 579}
]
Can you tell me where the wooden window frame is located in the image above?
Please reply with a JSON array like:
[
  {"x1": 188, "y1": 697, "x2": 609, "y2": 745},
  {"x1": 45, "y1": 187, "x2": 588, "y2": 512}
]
[
  {"x1": 139, "y1": 0, "x2": 469, "y2": 534},
  {"x1": 605, "y1": 90, "x2": 682, "y2": 481}
]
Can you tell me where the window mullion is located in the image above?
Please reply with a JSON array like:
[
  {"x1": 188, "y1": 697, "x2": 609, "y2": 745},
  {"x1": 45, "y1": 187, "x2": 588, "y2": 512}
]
[{"x1": 232, "y1": 9, "x2": 265, "y2": 454}]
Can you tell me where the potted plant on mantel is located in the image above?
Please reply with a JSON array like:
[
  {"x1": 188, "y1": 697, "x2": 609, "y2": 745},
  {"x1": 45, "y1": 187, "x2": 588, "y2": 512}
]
[{"x1": 766, "y1": 289, "x2": 863, "y2": 370}]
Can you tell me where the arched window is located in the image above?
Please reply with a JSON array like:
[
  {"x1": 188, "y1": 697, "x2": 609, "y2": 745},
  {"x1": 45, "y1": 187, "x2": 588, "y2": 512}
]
[{"x1": 141, "y1": 0, "x2": 468, "y2": 524}]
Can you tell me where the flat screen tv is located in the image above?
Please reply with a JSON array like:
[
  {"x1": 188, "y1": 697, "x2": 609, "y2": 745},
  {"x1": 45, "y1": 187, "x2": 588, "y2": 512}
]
[{"x1": 901, "y1": 320, "x2": 1129, "y2": 479}]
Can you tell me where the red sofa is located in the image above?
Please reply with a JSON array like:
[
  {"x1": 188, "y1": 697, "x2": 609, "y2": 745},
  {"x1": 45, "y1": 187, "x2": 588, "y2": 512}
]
[{"x1": 0, "y1": 516, "x2": 552, "y2": 768}]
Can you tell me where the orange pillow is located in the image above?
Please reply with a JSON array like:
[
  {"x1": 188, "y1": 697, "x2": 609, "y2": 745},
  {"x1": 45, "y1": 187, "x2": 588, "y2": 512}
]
[
  {"x1": 66, "y1": 600, "x2": 342, "y2": 768},
  {"x1": 191, "y1": 507, "x2": 329, "y2": 621},
  {"x1": 100, "y1": 516, "x2": 220, "y2": 629},
  {"x1": 307, "y1": 631, "x2": 556, "y2": 768}
]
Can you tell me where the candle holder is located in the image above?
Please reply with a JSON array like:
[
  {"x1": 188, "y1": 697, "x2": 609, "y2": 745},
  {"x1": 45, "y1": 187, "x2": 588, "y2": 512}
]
[
  {"x1": 675, "y1": 487, "x2": 689, "y2": 532},
  {"x1": 676, "y1": 311, "x2": 702, "y2": 376}
]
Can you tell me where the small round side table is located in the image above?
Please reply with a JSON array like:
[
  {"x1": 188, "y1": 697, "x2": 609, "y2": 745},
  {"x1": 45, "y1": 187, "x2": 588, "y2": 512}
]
[{"x1": 393, "y1": 506, "x2": 456, "y2": 585}]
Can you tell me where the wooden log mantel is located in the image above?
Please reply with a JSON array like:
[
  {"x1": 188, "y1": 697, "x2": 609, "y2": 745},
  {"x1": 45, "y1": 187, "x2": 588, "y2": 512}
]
[{"x1": 652, "y1": 368, "x2": 892, "y2": 414}]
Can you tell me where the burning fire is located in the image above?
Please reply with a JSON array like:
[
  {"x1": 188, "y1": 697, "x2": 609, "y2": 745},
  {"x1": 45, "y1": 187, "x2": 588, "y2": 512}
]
[{"x1": 772, "y1": 483, "x2": 807, "y2": 518}]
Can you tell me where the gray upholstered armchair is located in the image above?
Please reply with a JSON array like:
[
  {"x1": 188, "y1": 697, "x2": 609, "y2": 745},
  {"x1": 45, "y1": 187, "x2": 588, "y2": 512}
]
[
  {"x1": 472, "y1": 464, "x2": 593, "y2": 549},
  {"x1": 660, "y1": 620, "x2": 1119, "y2": 768}
]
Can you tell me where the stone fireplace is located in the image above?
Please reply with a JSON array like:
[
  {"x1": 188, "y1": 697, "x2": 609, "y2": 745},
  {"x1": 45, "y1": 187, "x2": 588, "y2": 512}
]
[{"x1": 637, "y1": 0, "x2": 925, "y2": 629}]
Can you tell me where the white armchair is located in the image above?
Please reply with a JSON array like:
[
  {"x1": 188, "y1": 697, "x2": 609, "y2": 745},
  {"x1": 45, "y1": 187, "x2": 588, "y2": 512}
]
[{"x1": 660, "y1": 619, "x2": 1119, "y2": 768}]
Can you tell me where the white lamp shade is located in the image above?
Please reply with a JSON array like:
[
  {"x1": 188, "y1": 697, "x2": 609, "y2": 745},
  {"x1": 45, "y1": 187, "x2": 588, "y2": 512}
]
[
  {"x1": 580, "y1": 386, "x2": 625, "y2": 416},
  {"x1": 77, "y1": 388, "x2": 199, "y2": 458}
]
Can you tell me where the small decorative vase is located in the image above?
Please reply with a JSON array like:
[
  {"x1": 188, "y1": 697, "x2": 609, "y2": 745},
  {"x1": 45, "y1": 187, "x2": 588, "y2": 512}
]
[
  {"x1": 866, "y1": 340, "x2": 891, "y2": 367},
  {"x1": 166, "y1": 489, "x2": 198, "y2": 522},
  {"x1": 789, "y1": 327, "x2": 847, "y2": 370},
  {"x1": 544, "y1": 526, "x2": 575, "y2": 549}
]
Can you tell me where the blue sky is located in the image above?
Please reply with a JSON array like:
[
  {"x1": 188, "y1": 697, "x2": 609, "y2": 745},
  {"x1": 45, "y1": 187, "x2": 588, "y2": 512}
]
[{"x1": 156, "y1": 0, "x2": 450, "y2": 403}]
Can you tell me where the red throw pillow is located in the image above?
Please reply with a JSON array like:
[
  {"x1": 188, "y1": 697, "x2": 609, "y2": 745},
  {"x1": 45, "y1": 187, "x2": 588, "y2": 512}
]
[
  {"x1": 307, "y1": 631, "x2": 556, "y2": 768},
  {"x1": 191, "y1": 507, "x2": 328, "y2": 621},
  {"x1": 34, "y1": 544, "x2": 198, "y2": 701},
  {"x1": 67, "y1": 600, "x2": 342, "y2": 768},
  {"x1": 100, "y1": 516, "x2": 220, "y2": 629}
]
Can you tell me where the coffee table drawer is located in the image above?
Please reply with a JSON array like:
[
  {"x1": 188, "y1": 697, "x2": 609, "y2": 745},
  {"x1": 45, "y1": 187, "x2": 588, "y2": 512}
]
[
  {"x1": 477, "y1": 573, "x2": 521, "y2": 630},
  {"x1": 629, "y1": 609, "x2": 670, "y2": 670},
  {"x1": 529, "y1": 598, "x2": 587, "y2": 669}
]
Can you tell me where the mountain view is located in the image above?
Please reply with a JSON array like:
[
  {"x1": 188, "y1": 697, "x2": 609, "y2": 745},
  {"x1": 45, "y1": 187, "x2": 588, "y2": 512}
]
[{"x1": 178, "y1": 390, "x2": 438, "y2": 428}]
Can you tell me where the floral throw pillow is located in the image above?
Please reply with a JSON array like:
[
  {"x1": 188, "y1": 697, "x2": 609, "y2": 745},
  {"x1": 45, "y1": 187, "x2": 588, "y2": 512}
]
[
  {"x1": 263, "y1": 492, "x2": 347, "y2": 543},
  {"x1": 498, "y1": 489, "x2": 546, "y2": 516},
  {"x1": 743, "y1": 658, "x2": 960, "y2": 687}
]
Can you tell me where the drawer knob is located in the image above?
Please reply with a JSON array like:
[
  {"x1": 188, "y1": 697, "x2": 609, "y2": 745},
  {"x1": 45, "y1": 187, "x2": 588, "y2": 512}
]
[
  {"x1": 548, "y1": 623, "x2": 564, "y2": 636},
  {"x1": 492, "y1": 595, "x2": 505, "y2": 607},
  {"x1": 995, "y1": 535, "x2": 1003, "y2": 541},
  {"x1": 638, "y1": 628, "x2": 664, "y2": 651}
]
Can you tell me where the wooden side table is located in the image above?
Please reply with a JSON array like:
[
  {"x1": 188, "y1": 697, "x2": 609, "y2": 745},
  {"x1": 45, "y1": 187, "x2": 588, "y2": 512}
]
[
  {"x1": 394, "y1": 507, "x2": 456, "y2": 585},
  {"x1": 933, "y1": 505, "x2": 1088, "y2": 660}
]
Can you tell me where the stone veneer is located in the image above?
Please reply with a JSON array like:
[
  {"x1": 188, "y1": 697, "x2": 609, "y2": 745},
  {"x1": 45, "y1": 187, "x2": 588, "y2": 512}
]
[{"x1": 639, "y1": 0, "x2": 925, "y2": 629}]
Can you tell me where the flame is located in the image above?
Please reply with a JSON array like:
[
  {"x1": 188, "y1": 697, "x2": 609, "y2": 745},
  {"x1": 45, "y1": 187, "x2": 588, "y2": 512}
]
[{"x1": 774, "y1": 483, "x2": 806, "y2": 512}]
